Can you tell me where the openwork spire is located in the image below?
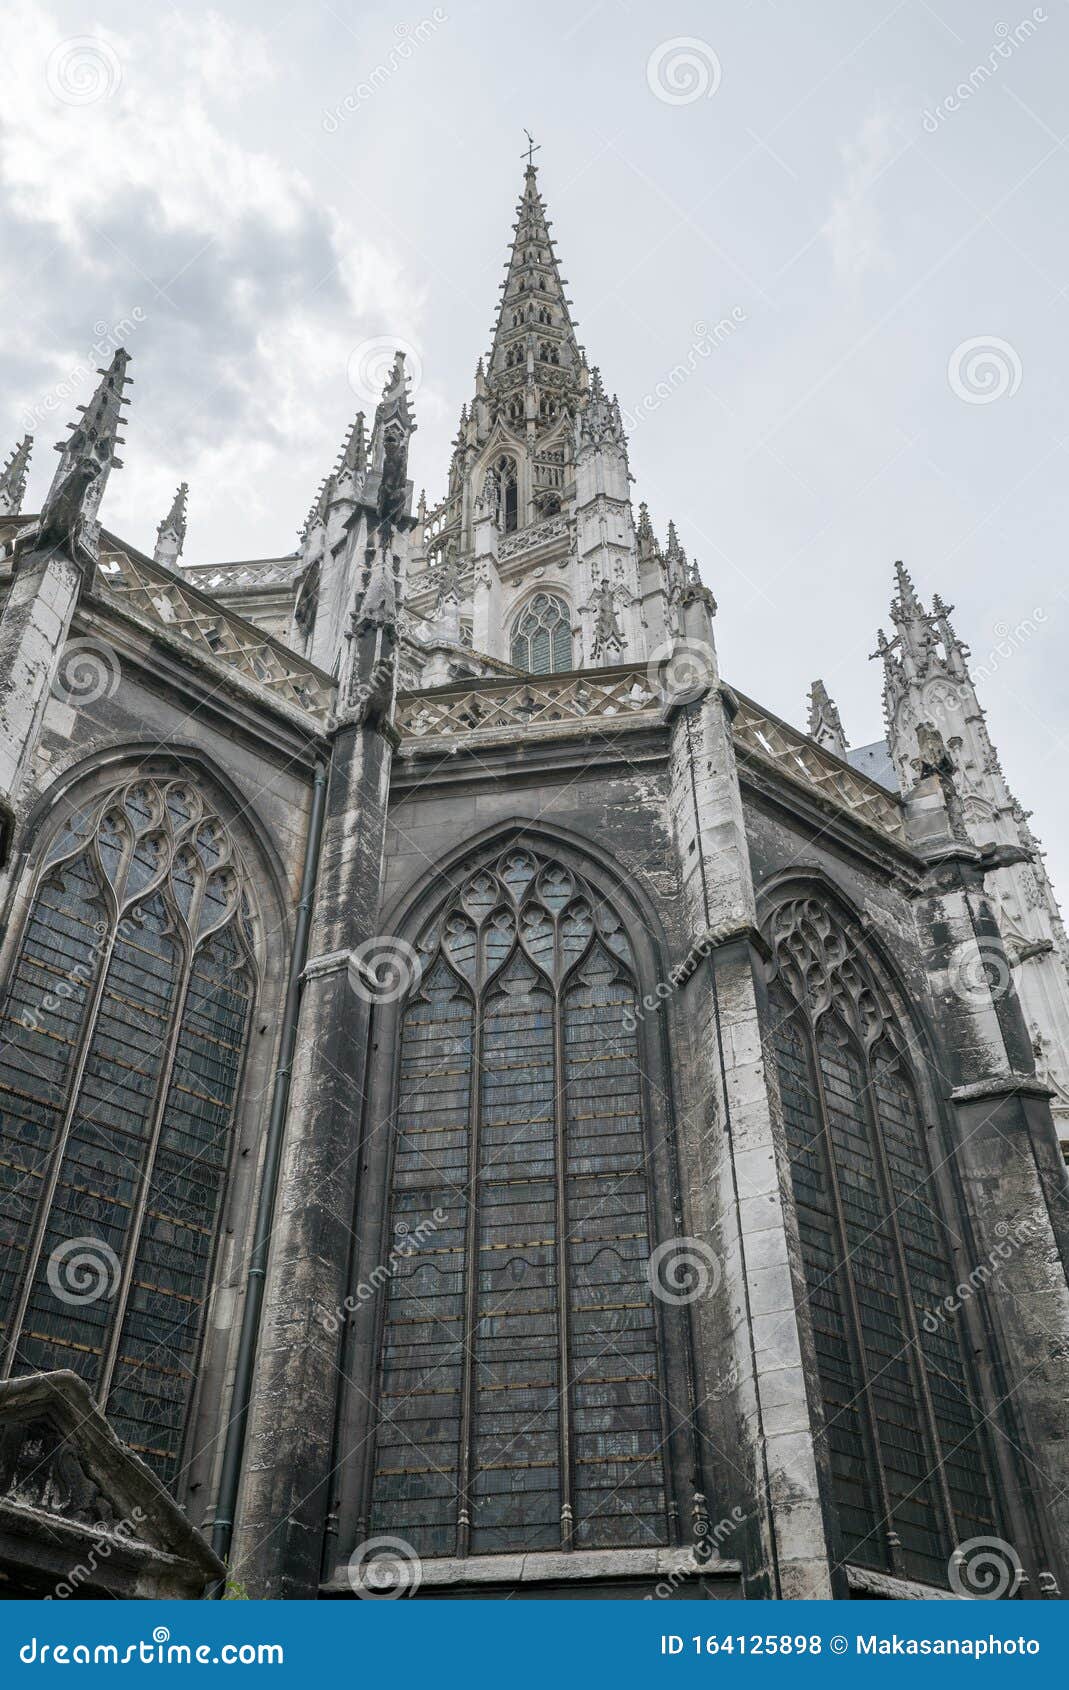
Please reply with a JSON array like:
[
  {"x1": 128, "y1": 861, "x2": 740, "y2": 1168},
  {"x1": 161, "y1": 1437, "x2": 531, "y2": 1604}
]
[
  {"x1": 487, "y1": 160, "x2": 582, "y2": 382},
  {"x1": 0, "y1": 434, "x2": 32, "y2": 515},
  {"x1": 154, "y1": 481, "x2": 188, "y2": 566}
]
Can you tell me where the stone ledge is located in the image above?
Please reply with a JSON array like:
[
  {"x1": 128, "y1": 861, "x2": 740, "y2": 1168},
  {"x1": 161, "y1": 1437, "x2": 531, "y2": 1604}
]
[
  {"x1": 846, "y1": 1564, "x2": 958, "y2": 1601},
  {"x1": 949, "y1": 1075, "x2": 1055, "y2": 1105},
  {"x1": 333, "y1": 1545, "x2": 741, "y2": 1594},
  {"x1": 301, "y1": 949, "x2": 353, "y2": 984}
]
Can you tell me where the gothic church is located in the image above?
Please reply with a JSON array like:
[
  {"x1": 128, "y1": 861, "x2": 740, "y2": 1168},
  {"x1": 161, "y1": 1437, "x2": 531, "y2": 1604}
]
[{"x1": 0, "y1": 161, "x2": 1068, "y2": 1601}]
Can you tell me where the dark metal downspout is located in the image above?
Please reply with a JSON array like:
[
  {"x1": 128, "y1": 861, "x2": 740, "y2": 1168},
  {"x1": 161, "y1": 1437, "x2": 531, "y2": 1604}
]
[{"x1": 211, "y1": 756, "x2": 330, "y2": 1577}]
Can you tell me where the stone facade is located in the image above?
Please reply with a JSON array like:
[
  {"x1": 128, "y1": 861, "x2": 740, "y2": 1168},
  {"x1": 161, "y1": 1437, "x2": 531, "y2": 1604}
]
[{"x1": 0, "y1": 160, "x2": 1068, "y2": 1603}]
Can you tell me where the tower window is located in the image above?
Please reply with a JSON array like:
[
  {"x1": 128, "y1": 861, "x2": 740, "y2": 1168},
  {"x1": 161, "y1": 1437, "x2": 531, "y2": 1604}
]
[
  {"x1": 510, "y1": 592, "x2": 571, "y2": 674},
  {"x1": 489, "y1": 454, "x2": 519, "y2": 532},
  {"x1": 0, "y1": 778, "x2": 256, "y2": 1488},
  {"x1": 368, "y1": 847, "x2": 668, "y2": 1557}
]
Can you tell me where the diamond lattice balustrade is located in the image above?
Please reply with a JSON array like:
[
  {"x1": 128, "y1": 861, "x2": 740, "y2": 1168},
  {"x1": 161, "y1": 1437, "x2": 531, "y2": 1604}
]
[
  {"x1": 93, "y1": 548, "x2": 336, "y2": 719},
  {"x1": 731, "y1": 691, "x2": 906, "y2": 843},
  {"x1": 397, "y1": 667, "x2": 906, "y2": 845},
  {"x1": 395, "y1": 666, "x2": 662, "y2": 741}
]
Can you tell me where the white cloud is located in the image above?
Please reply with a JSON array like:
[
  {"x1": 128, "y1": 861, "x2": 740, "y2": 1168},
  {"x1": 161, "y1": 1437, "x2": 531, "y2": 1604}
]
[
  {"x1": 0, "y1": 0, "x2": 428, "y2": 561},
  {"x1": 823, "y1": 108, "x2": 903, "y2": 284}
]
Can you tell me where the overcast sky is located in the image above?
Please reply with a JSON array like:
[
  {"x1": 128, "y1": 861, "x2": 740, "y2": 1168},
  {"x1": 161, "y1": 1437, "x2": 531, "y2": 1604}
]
[{"x1": 2, "y1": 0, "x2": 1067, "y2": 890}]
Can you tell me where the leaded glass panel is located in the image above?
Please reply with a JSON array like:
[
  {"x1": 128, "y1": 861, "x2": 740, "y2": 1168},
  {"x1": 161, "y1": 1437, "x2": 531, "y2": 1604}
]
[
  {"x1": 765, "y1": 895, "x2": 999, "y2": 1585},
  {"x1": 0, "y1": 778, "x2": 256, "y2": 1488},
  {"x1": 510, "y1": 594, "x2": 572, "y2": 675},
  {"x1": 369, "y1": 847, "x2": 667, "y2": 1560}
]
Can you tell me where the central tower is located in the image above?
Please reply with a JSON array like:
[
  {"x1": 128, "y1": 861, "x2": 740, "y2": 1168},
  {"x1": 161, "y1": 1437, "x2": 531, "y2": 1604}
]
[{"x1": 404, "y1": 160, "x2": 682, "y2": 681}]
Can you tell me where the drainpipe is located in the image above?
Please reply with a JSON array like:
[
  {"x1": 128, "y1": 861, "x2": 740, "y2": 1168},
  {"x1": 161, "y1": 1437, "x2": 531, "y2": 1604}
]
[{"x1": 211, "y1": 756, "x2": 329, "y2": 1578}]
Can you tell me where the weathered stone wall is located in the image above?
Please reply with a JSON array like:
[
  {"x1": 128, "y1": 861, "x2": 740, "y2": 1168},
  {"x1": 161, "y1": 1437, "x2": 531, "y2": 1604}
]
[
  {"x1": 741, "y1": 775, "x2": 1069, "y2": 1596},
  {"x1": 0, "y1": 608, "x2": 321, "y2": 1553}
]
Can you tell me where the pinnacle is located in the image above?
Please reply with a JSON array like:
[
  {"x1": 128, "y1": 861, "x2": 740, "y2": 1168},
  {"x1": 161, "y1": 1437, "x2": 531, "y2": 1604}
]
[
  {"x1": 892, "y1": 558, "x2": 923, "y2": 614},
  {"x1": 336, "y1": 412, "x2": 367, "y2": 477},
  {"x1": 163, "y1": 481, "x2": 188, "y2": 528},
  {"x1": 55, "y1": 348, "x2": 131, "y2": 461},
  {"x1": 807, "y1": 678, "x2": 847, "y2": 755},
  {"x1": 44, "y1": 343, "x2": 132, "y2": 523},
  {"x1": 154, "y1": 481, "x2": 189, "y2": 564},
  {"x1": 0, "y1": 434, "x2": 33, "y2": 514}
]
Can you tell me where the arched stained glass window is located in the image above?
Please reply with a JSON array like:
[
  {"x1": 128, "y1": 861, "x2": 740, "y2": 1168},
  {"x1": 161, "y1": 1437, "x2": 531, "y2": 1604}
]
[
  {"x1": 510, "y1": 593, "x2": 572, "y2": 676},
  {"x1": 369, "y1": 847, "x2": 668, "y2": 1559},
  {"x1": 0, "y1": 778, "x2": 256, "y2": 1486},
  {"x1": 764, "y1": 895, "x2": 1000, "y2": 1586}
]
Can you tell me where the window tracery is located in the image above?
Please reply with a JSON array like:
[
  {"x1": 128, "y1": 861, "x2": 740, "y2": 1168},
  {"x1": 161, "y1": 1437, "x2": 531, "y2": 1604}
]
[
  {"x1": 510, "y1": 592, "x2": 572, "y2": 675},
  {"x1": 0, "y1": 777, "x2": 256, "y2": 1486},
  {"x1": 369, "y1": 846, "x2": 668, "y2": 1557},
  {"x1": 764, "y1": 895, "x2": 999, "y2": 1584}
]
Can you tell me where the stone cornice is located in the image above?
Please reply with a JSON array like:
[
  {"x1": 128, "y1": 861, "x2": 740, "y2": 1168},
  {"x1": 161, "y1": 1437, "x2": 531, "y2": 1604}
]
[{"x1": 949, "y1": 1075, "x2": 1055, "y2": 1105}]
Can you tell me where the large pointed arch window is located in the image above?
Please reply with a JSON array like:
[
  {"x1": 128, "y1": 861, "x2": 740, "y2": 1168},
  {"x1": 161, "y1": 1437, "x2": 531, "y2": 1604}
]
[
  {"x1": 510, "y1": 593, "x2": 572, "y2": 675},
  {"x1": 764, "y1": 896, "x2": 999, "y2": 1586},
  {"x1": 0, "y1": 778, "x2": 256, "y2": 1486},
  {"x1": 369, "y1": 846, "x2": 669, "y2": 1559}
]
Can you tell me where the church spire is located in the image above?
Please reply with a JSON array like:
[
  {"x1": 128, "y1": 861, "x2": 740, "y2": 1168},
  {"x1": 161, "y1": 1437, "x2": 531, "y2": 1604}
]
[
  {"x1": 487, "y1": 157, "x2": 582, "y2": 388},
  {"x1": 807, "y1": 678, "x2": 848, "y2": 759},
  {"x1": 0, "y1": 434, "x2": 32, "y2": 515},
  {"x1": 154, "y1": 481, "x2": 188, "y2": 566}
]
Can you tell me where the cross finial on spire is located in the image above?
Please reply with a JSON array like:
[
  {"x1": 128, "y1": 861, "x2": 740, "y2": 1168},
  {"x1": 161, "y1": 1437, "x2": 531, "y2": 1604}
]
[{"x1": 522, "y1": 129, "x2": 541, "y2": 169}]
